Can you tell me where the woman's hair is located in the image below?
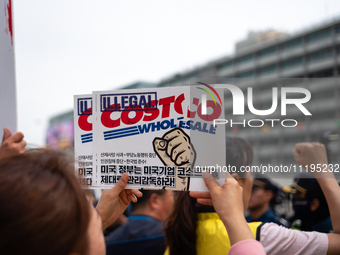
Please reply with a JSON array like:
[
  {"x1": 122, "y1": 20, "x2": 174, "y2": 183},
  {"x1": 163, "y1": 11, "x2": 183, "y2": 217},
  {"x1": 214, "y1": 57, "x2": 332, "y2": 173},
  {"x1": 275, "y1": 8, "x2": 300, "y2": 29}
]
[
  {"x1": 0, "y1": 149, "x2": 91, "y2": 255},
  {"x1": 164, "y1": 191, "x2": 197, "y2": 255},
  {"x1": 164, "y1": 136, "x2": 253, "y2": 255}
]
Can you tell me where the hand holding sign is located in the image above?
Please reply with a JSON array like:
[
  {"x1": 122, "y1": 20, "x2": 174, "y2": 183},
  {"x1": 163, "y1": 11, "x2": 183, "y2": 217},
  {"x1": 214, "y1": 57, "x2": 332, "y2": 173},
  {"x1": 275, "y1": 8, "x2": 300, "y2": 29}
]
[
  {"x1": 0, "y1": 128, "x2": 26, "y2": 161},
  {"x1": 153, "y1": 128, "x2": 196, "y2": 167}
]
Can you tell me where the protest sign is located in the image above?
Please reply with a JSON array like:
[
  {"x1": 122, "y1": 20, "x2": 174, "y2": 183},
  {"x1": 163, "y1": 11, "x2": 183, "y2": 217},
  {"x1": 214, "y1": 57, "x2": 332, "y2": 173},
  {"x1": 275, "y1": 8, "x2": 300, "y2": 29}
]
[
  {"x1": 90, "y1": 85, "x2": 226, "y2": 191},
  {"x1": 74, "y1": 95, "x2": 100, "y2": 188},
  {"x1": 0, "y1": 0, "x2": 17, "y2": 136}
]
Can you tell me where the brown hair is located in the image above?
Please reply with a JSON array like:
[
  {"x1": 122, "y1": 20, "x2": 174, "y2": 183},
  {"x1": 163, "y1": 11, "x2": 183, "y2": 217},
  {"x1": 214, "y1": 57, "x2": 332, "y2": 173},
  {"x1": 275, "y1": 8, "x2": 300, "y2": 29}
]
[
  {"x1": 164, "y1": 137, "x2": 253, "y2": 255},
  {"x1": 164, "y1": 192, "x2": 197, "y2": 255},
  {"x1": 0, "y1": 149, "x2": 90, "y2": 255}
]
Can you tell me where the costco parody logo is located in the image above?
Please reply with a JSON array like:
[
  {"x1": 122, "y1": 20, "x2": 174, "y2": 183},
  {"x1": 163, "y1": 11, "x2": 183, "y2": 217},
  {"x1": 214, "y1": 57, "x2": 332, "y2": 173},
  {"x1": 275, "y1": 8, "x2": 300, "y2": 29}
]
[{"x1": 99, "y1": 89, "x2": 222, "y2": 140}]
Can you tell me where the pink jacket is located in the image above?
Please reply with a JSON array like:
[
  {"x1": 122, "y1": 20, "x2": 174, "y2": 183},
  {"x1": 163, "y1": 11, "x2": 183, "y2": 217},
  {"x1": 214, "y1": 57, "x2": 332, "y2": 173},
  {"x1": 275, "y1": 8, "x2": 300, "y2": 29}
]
[{"x1": 228, "y1": 240, "x2": 266, "y2": 255}]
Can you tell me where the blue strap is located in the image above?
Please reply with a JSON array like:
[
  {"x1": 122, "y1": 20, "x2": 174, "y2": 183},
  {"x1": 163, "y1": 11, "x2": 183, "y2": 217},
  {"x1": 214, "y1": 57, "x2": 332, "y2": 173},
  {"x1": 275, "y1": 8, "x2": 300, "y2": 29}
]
[
  {"x1": 128, "y1": 215, "x2": 158, "y2": 222},
  {"x1": 106, "y1": 234, "x2": 165, "y2": 246}
]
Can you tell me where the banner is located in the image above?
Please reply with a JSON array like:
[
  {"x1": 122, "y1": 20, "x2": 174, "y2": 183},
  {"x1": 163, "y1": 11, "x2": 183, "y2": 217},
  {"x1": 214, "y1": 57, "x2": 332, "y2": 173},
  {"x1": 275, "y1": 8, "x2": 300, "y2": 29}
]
[
  {"x1": 74, "y1": 94, "x2": 99, "y2": 188},
  {"x1": 74, "y1": 85, "x2": 226, "y2": 191},
  {"x1": 0, "y1": 0, "x2": 17, "y2": 136}
]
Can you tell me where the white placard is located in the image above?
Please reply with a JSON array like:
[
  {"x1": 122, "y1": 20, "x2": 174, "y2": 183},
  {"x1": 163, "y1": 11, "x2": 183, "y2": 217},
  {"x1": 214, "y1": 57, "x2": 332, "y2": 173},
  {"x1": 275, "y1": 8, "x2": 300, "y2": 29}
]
[
  {"x1": 0, "y1": 0, "x2": 17, "y2": 137},
  {"x1": 74, "y1": 95, "x2": 99, "y2": 188},
  {"x1": 91, "y1": 85, "x2": 226, "y2": 191}
]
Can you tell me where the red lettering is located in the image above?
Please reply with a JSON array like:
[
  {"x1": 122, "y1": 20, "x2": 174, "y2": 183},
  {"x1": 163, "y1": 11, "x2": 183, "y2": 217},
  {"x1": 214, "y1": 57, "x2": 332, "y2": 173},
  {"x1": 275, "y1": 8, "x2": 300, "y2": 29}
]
[
  {"x1": 121, "y1": 106, "x2": 144, "y2": 125},
  {"x1": 174, "y1": 93, "x2": 185, "y2": 114},
  {"x1": 78, "y1": 108, "x2": 92, "y2": 131},
  {"x1": 143, "y1": 100, "x2": 159, "y2": 122},
  {"x1": 159, "y1": 96, "x2": 175, "y2": 118},
  {"x1": 101, "y1": 104, "x2": 121, "y2": 128},
  {"x1": 100, "y1": 94, "x2": 188, "y2": 128}
]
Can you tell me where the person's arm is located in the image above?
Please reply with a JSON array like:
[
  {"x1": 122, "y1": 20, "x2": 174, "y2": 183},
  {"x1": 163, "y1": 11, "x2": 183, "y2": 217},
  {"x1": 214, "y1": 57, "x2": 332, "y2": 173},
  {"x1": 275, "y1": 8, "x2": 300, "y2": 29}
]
[
  {"x1": 292, "y1": 142, "x2": 340, "y2": 255},
  {"x1": 228, "y1": 240, "x2": 267, "y2": 255},
  {"x1": 0, "y1": 128, "x2": 26, "y2": 161},
  {"x1": 96, "y1": 173, "x2": 143, "y2": 230},
  {"x1": 191, "y1": 172, "x2": 265, "y2": 255}
]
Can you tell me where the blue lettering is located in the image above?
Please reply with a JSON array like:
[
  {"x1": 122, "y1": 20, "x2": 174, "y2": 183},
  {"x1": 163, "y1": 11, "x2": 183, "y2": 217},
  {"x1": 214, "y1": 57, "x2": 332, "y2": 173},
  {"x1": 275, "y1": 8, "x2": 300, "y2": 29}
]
[
  {"x1": 129, "y1": 96, "x2": 138, "y2": 108},
  {"x1": 122, "y1": 96, "x2": 128, "y2": 109},
  {"x1": 209, "y1": 124, "x2": 216, "y2": 134},
  {"x1": 139, "y1": 96, "x2": 147, "y2": 108},
  {"x1": 113, "y1": 97, "x2": 118, "y2": 109},
  {"x1": 187, "y1": 120, "x2": 194, "y2": 130},
  {"x1": 201, "y1": 123, "x2": 209, "y2": 133},
  {"x1": 170, "y1": 119, "x2": 177, "y2": 128},
  {"x1": 192, "y1": 122, "x2": 202, "y2": 131},
  {"x1": 147, "y1": 95, "x2": 152, "y2": 107},
  {"x1": 137, "y1": 123, "x2": 152, "y2": 133},
  {"x1": 151, "y1": 122, "x2": 162, "y2": 132},
  {"x1": 179, "y1": 120, "x2": 185, "y2": 128},
  {"x1": 161, "y1": 120, "x2": 170, "y2": 129}
]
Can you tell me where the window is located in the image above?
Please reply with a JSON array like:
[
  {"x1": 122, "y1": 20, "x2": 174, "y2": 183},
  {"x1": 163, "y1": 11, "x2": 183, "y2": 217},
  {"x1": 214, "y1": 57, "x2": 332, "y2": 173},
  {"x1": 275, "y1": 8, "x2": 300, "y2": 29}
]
[
  {"x1": 281, "y1": 57, "x2": 303, "y2": 70},
  {"x1": 282, "y1": 38, "x2": 303, "y2": 51},
  {"x1": 258, "y1": 46, "x2": 276, "y2": 58},
  {"x1": 312, "y1": 111, "x2": 336, "y2": 121},
  {"x1": 307, "y1": 28, "x2": 332, "y2": 43},
  {"x1": 236, "y1": 54, "x2": 254, "y2": 65},
  {"x1": 308, "y1": 48, "x2": 333, "y2": 63},
  {"x1": 218, "y1": 60, "x2": 233, "y2": 70},
  {"x1": 259, "y1": 64, "x2": 277, "y2": 76},
  {"x1": 312, "y1": 89, "x2": 335, "y2": 100},
  {"x1": 259, "y1": 82, "x2": 278, "y2": 92},
  {"x1": 308, "y1": 68, "x2": 334, "y2": 78},
  {"x1": 281, "y1": 79, "x2": 303, "y2": 87},
  {"x1": 238, "y1": 70, "x2": 254, "y2": 78}
]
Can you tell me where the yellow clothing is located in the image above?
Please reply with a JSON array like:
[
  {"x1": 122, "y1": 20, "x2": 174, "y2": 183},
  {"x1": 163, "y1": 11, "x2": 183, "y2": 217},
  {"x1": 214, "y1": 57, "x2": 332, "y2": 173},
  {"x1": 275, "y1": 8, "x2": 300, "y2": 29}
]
[{"x1": 164, "y1": 212, "x2": 262, "y2": 255}]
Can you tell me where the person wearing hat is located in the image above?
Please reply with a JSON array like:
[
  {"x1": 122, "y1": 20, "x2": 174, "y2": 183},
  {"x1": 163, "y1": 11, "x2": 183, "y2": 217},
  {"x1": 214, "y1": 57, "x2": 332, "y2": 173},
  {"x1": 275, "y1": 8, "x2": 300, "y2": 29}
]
[
  {"x1": 283, "y1": 172, "x2": 332, "y2": 233},
  {"x1": 246, "y1": 174, "x2": 289, "y2": 227}
]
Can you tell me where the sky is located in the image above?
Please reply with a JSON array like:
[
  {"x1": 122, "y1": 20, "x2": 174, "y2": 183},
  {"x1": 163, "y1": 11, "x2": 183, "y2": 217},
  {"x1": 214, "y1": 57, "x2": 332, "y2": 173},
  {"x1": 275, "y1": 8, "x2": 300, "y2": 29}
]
[{"x1": 12, "y1": 0, "x2": 340, "y2": 147}]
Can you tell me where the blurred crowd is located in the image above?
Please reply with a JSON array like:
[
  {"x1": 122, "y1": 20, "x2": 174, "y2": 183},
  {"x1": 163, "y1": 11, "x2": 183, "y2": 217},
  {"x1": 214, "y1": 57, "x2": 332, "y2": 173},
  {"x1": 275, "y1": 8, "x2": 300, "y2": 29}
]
[{"x1": 1, "y1": 127, "x2": 340, "y2": 255}]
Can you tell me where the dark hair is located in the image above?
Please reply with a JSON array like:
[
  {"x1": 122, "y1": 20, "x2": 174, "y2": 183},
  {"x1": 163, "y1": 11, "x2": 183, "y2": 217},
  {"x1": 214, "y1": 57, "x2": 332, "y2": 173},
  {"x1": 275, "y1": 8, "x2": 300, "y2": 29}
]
[
  {"x1": 131, "y1": 190, "x2": 166, "y2": 211},
  {"x1": 164, "y1": 192, "x2": 197, "y2": 255},
  {"x1": 0, "y1": 149, "x2": 91, "y2": 255},
  {"x1": 164, "y1": 136, "x2": 253, "y2": 255},
  {"x1": 226, "y1": 136, "x2": 253, "y2": 178}
]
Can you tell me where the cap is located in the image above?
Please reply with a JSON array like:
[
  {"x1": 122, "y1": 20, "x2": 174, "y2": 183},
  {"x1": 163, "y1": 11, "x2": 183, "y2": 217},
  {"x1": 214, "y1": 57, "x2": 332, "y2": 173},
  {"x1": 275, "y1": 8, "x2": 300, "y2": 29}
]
[
  {"x1": 253, "y1": 174, "x2": 278, "y2": 194},
  {"x1": 282, "y1": 172, "x2": 324, "y2": 198}
]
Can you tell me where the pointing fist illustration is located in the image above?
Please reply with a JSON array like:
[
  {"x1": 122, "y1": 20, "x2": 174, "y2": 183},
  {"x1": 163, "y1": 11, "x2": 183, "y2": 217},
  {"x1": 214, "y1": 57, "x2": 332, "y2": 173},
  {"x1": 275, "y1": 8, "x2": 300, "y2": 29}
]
[{"x1": 153, "y1": 128, "x2": 196, "y2": 168}]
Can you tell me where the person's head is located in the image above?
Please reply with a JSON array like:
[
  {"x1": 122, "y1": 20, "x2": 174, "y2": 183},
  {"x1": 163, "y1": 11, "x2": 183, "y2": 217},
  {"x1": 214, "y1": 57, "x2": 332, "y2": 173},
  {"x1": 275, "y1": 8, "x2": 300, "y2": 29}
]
[
  {"x1": 225, "y1": 136, "x2": 254, "y2": 210},
  {"x1": 248, "y1": 175, "x2": 278, "y2": 211},
  {"x1": 132, "y1": 189, "x2": 174, "y2": 221},
  {"x1": 284, "y1": 172, "x2": 330, "y2": 228},
  {"x1": 0, "y1": 149, "x2": 105, "y2": 255},
  {"x1": 164, "y1": 136, "x2": 254, "y2": 255},
  {"x1": 165, "y1": 191, "x2": 198, "y2": 255}
]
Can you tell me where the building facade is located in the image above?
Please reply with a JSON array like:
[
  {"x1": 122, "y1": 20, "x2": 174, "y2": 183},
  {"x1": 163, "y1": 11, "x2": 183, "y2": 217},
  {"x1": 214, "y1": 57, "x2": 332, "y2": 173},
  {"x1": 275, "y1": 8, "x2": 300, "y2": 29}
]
[
  {"x1": 47, "y1": 18, "x2": 340, "y2": 177},
  {"x1": 157, "y1": 18, "x2": 340, "y2": 170}
]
